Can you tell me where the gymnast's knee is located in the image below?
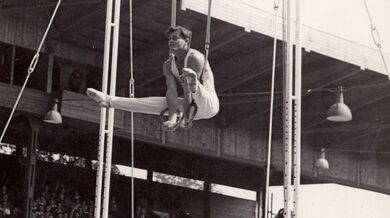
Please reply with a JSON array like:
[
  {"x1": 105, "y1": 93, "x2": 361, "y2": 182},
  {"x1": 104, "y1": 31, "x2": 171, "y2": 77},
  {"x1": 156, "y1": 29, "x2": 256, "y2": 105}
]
[{"x1": 210, "y1": 104, "x2": 219, "y2": 118}]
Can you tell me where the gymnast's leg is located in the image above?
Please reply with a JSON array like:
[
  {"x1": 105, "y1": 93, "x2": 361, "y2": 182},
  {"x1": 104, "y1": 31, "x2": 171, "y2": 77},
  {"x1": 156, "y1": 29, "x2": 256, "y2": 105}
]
[{"x1": 86, "y1": 88, "x2": 184, "y2": 116}]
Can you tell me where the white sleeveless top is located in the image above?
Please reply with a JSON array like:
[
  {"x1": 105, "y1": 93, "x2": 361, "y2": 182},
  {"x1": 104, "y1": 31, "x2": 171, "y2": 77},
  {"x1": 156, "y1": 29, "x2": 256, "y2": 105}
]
[{"x1": 170, "y1": 50, "x2": 192, "y2": 82}]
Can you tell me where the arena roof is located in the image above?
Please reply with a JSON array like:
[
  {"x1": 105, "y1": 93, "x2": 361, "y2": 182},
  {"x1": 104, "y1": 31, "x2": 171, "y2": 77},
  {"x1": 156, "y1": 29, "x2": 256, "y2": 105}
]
[{"x1": 183, "y1": 0, "x2": 390, "y2": 76}]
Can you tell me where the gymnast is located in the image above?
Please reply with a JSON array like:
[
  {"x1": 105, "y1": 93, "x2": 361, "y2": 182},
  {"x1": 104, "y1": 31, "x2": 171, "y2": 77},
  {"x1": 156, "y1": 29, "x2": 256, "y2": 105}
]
[{"x1": 87, "y1": 25, "x2": 219, "y2": 131}]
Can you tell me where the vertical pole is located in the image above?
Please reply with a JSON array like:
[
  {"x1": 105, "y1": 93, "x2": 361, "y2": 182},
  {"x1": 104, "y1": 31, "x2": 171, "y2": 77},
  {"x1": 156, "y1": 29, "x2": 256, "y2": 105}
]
[
  {"x1": 257, "y1": 187, "x2": 264, "y2": 218},
  {"x1": 46, "y1": 51, "x2": 54, "y2": 94},
  {"x1": 128, "y1": 1, "x2": 135, "y2": 217},
  {"x1": 171, "y1": 0, "x2": 177, "y2": 27},
  {"x1": 204, "y1": 0, "x2": 212, "y2": 61},
  {"x1": 282, "y1": 0, "x2": 293, "y2": 217},
  {"x1": 270, "y1": 193, "x2": 274, "y2": 217},
  {"x1": 313, "y1": 150, "x2": 318, "y2": 177},
  {"x1": 95, "y1": 0, "x2": 114, "y2": 217},
  {"x1": 24, "y1": 118, "x2": 40, "y2": 218},
  {"x1": 59, "y1": 64, "x2": 68, "y2": 91},
  {"x1": 203, "y1": 179, "x2": 210, "y2": 218},
  {"x1": 10, "y1": 45, "x2": 16, "y2": 85},
  {"x1": 264, "y1": 2, "x2": 279, "y2": 217},
  {"x1": 293, "y1": 0, "x2": 302, "y2": 217},
  {"x1": 102, "y1": 0, "x2": 121, "y2": 217},
  {"x1": 356, "y1": 152, "x2": 361, "y2": 187}
]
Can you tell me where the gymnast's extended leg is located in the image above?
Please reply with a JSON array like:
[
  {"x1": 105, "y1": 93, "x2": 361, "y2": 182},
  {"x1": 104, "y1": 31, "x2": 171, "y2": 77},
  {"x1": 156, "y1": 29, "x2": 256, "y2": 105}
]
[{"x1": 86, "y1": 88, "x2": 184, "y2": 116}]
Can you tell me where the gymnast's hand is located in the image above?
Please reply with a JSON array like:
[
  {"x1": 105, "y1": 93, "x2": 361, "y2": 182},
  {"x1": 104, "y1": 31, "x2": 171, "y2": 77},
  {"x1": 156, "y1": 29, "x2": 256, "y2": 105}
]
[{"x1": 182, "y1": 68, "x2": 196, "y2": 75}]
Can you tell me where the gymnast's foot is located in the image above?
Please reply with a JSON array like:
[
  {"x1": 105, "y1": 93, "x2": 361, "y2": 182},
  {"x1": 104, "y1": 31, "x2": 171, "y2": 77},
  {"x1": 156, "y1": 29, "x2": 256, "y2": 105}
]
[
  {"x1": 162, "y1": 112, "x2": 183, "y2": 132},
  {"x1": 86, "y1": 88, "x2": 111, "y2": 107},
  {"x1": 182, "y1": 68, "x2": 198, "y2": 93}
]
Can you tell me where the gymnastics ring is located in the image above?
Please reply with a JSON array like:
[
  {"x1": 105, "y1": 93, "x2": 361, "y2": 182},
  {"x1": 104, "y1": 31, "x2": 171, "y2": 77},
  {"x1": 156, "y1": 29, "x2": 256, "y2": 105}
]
[
  {"x1": 159, "y1": 108, "x2": 183, "y2": 132},
  {"x1": 180, "y1": 102, "x2": 198, "y2": 130}
]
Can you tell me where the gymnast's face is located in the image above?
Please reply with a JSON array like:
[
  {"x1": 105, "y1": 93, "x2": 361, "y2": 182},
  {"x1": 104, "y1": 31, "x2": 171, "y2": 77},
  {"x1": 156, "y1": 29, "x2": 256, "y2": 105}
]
[{"x1": 168, "y1": 30, "x2": 189, "y2": 52}]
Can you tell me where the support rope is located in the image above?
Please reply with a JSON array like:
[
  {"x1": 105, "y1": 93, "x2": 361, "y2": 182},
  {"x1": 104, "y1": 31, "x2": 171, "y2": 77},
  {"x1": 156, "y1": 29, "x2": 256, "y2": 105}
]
[
  {"x1": 362, "y1": 0, "x2": 389, "y2": 80},
  {"x1": 200, "y1": 0, "x2": 212, "y2": 82},
  {"x1": 0, "y1": 0, "x2": 62, "y2": 144},
  {"x1": 204, "y1": 0, "x2": 212, "y2": 61},
  {"x1": 129, "y1": 0, "x2": 135, "y2": 218},
  {"x1": 171, "y1": 0, "x2": 177, "y2": 27},
  {"x1": 264, "y1": 1, "x2": 280, "y2": 218}
]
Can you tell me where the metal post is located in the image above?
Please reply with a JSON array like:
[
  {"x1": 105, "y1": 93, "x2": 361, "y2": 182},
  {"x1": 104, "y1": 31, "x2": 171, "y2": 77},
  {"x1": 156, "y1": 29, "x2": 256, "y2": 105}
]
[
  {"x1": 257, "y1": 187, "x2": 264, "y2": 218},
  {"x1": 10, "y1": 45, "x2": 16, "y2": 85},
  {"x1": 270, "y1": 193, "x2": 274, "y2": 217},
  {"x1": 24, "y1": 118, "x2": 40, "y2": 218},
  {"x1": 94, "y1": 0, "x2": 114, "y2": 217},
  {"x1": 293, "y1": 0, "x2": 302, "y2": 217},
  {"x1": 203, "y1": 179, "x2": 210, "y2": 218},
  {"x1": 128, "y1": 0, "x2": 135, "y2": 217},
  {"x1": 282, "y1": 0, "x2": 294, "y2": 217},
  {"x1": 264, "y1": 3, "x2": 279, "y2": 217},
  {"x1": 102, "y1": 0, "x2": 121, "y2": 217},
  {"x1": 46, "y1": 52, "x2": 54, "y2": 94}
]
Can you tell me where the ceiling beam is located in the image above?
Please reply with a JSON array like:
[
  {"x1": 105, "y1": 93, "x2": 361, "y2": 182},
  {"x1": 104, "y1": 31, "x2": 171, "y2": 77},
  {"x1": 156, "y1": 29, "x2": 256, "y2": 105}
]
[
  {"x1": 117, "y1": 24, "x2": 157, "y2": 47},
  {"x1": 131, "y1": 16, "x2": 167, "y2": 36},
  {"x1": 247, "y1": 63, "x2": 361, "y2": 124},
  {"x1": 303, "y1": 64, "x2": 355, "y2": 89},
  {"x1": 115, "y1": 22, "x2": 235, "y2": 90},
  {"x1": 313, "y1": 127, "x2": 390, "y2": 151},
  {"x1": 336, "y1": 137, "x2": 390, "y2": 149},
  {"x1": 142, "y1": 1, "x2": 199, "y2": 27},
  {"x1": 56, "y1": 4, "x2": 110, "y2": 38},
  {"x1": 302, "y1": 122, "x2": 390, "y2": 134},
  {"x1": 58, "y1": 34, "x2": 104, "y2": 52},
  {"x1": 215, "y1": 45, "x2": 321, "y2": 94},
  {"x1": 134, "y1": 26, "x2": 248, "y2": 89},
  {"x1": 220, "y1": 94, "x2": 282, "y2": 106},
  {"x1": 56, "y1": 0, "x2": 155, "y2": 38},
  {"x1": 337, "y1": 129, "x2": 378, "y2": 147},
  {"x1": 211, "y1": 31, "x2": 247, "y2": 52},
  {"x1": 90, "y1": 27, "x2": 150, "y2": 49},
  {"x1": 215, "y1": 45, "x2": 279, "y2": 93}
]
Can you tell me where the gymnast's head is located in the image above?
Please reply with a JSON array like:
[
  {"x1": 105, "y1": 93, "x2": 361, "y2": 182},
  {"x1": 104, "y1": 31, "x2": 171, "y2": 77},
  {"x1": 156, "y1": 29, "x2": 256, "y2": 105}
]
[{"x1": 166, "y1": 25, "x2": 192, "y2": 50}]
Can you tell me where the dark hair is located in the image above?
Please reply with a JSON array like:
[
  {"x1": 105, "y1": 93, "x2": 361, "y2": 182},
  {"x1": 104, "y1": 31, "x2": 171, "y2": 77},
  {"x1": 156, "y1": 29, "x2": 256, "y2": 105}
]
[{"x1": 165, "y1": 25, "x2": 192, "y2": 43}]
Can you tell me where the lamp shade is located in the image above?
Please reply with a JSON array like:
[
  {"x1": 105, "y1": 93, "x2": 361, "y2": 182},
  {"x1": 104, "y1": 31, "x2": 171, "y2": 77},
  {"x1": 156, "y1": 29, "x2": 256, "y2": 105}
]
[
  {"x1": 43, "y1": 99, "x2": 62, "y2": 124},
  {"x1": 326, "y1": 90, "x2": 352, "y2": 122},
  {"x1": 316, "y1": 148, "x2": 329, "y2": 169}
]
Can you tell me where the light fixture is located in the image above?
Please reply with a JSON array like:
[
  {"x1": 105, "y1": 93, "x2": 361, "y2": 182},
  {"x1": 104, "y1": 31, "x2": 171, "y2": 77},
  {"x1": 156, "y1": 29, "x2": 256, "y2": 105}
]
[
  {"x1": 326, "y1": 86, "x2": 352, "y2": 122},
  {"x1": 43, "y1": 98, "x2": 62, "y2": 124},
  {"x1": 316, "y1": 148, "x2": 329, "y2": 170}
]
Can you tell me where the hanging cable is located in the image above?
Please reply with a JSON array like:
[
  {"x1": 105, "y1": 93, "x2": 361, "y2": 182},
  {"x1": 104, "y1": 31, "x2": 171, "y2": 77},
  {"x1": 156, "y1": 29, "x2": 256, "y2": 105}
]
[
  {"x1": 168, "y1": 0, "x2": 177, "y2": 58},
  {"x1": 171, "y1": 0, "x2": 177, "y2": 27},
  {"x1": 200, "y1": 0, "x2": 212, "y2": 82},
  {"x1": 204, "y1": 0, "x2": 212, "y2": 61},
  {"x1": 362, "y1": 0, "x2": 389, "y2": 80},
  {"x1": 0, "y1": 0, "x2": 62, "y2": 144},
  {"x1": 128, "y1": 0, "x2": 135, "y2": 218},
  {"x1": 264, "y1": 1, "x2": 280, "y2": 218}
]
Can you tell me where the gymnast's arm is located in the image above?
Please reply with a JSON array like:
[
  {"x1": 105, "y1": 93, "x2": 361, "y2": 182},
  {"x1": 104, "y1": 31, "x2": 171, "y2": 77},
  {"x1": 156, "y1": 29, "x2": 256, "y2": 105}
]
[
  {"x1": 163, "y1": 59, "x2": 179, "y2": 120},
  {"x1": 186, "y1": 52, "x2": 203, "y2": 79},
  {"x1": 187, "y1": 50, "x2": 216, "y2": 92}
]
